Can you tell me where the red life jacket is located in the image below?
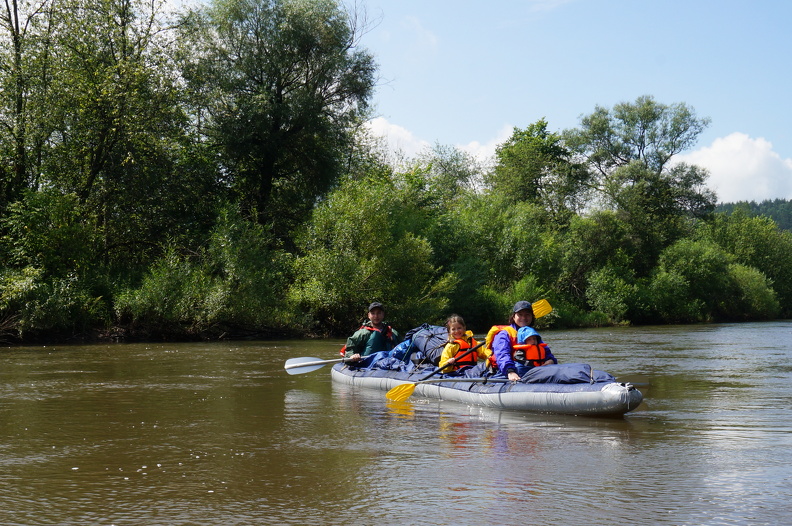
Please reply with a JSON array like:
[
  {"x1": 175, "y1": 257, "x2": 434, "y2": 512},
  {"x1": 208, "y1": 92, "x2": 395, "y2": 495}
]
[
  {"x1": 512, "y1": 342, "x2": 550, "y2": 367},
  {"x1": 339, "y1": 324, "x2": 394, "y2": 356},
  {"x1": 449, "y1": 337, "x2": 480, "y2": 369},
  {"x1": 485, "y1": 325, "x2": 548, "y2": 368}
]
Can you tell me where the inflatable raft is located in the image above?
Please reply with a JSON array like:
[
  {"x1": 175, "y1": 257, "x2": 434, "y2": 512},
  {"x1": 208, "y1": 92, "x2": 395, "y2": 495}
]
[{"x1": 330, "y1": 362, "x2": 643, "y2": 416}]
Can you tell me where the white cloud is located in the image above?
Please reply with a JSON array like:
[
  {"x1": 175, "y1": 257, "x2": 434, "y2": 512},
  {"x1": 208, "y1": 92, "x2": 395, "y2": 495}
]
[
  {"x1": 678, "y1": 133, "x2": 792, "y2": 203},
  {"x1": 364, "y1": 117, "x2": 430, "y2": 159},
  {"x1": 365, "y1": 118, "x2": 514, "y2": 166},
  {"x1": 457, "y1": 124, "x2": 513, "y2": 165}
]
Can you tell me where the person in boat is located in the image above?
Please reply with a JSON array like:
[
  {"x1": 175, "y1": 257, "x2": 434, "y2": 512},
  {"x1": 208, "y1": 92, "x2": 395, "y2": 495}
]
[
  {"x1": 486, "y1": 300, "x2": 557, "y2": 381},
  {"x1": 438, "y1": 314, "x2": 492, "y2": 372},
  {"x1": 514, "y1": 326, "x2": 554, "y2": 373},
  {"x1": 343, "y1": 302, "x2": 401, "y2": 364}
]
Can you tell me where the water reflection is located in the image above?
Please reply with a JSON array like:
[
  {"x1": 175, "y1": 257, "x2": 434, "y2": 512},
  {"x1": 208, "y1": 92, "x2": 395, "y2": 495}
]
[{"x1": 1, "y1": 322, "x2": 791, "y2": 524}]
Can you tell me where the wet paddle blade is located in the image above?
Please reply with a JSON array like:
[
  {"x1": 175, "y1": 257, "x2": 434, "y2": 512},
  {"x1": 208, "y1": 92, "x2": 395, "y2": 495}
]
[
  {"x1": 386, "y1": 383, "x2": 417, "y2": 402},
  {"x1": 284, "y1": 357, "x2": 342, "y2": 375},
  {"x1": 285, "y1": 363, "x2": 327, "y2": 375},
  {"x1": 533, "y1": 299, "x2": 552, "y2": 318}
]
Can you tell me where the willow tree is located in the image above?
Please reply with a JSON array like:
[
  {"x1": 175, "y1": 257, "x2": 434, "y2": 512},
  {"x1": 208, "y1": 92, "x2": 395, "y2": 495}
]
[
  {"x1": 37, "y1": 0, "x2": 202, "y2": 268},
  {"x1": 564, "y1": 96, "x2": 716, "y2": 277},
  {"x1": 488, "y1": 119, "x2": 591, "y2": 223},
  {"x1": 177, "y1": 0, "x2": 376, "y2": 242},
  {"x1": 0, "y1": 0, "x2": 58, "y2": 210}
]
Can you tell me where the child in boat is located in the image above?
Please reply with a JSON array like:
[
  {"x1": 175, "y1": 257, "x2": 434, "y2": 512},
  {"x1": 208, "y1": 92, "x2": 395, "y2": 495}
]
[
  {"x1": 438, "y1": 314, "x2": 491, "y2": 372},
  {"x1": 343, "y1": 302, "x2": 401, "y2": 365},
  {"x1": 513, "y1": 326, "x2": 557, "y2": 375}
]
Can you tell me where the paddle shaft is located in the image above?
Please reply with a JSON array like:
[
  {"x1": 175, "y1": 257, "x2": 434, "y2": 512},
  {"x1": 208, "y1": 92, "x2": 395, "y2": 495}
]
[
  {"x1": 412, "y1": 377, "x2": 509, "y2": 386},
  {"x1": 417, "y1": 341, "x2": 485, "y2": 382},
  {"x1": 284, "y1": 357, "x2": 345, "y2": 370}
]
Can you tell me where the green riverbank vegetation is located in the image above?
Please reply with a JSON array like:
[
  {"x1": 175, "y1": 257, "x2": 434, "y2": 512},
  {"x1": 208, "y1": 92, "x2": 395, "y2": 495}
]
[{"x1": 2, "y1": 0, "x2": 791, "y2": 343}]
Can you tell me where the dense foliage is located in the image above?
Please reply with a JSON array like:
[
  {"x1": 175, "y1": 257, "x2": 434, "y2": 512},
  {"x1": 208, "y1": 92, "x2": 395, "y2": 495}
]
[
  {"x1": 716, "y1": 199, "x2": 792, "y2": 231},
  {"x1": 1, "y1": 0, "x2": 790, "y2": 344}
]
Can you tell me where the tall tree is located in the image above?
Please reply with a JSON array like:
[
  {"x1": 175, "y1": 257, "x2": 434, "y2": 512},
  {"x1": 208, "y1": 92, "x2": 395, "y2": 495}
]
[
  {"x1": 42, "y1": 0, "x2": 202, "y2": 266},
  {"x1": 565, "y1": 94, "x2": 710, "y2": 177},
  {"x1": 178, "y1": 0, "x2": 376, "y2": 241},
  {"x1": 0, "y1": 0, "x2": 57, "y2": 209},
  {"x1": 488, "y1": 119, "x2": 590, "y2": 222},
  {"x1": 564, "y1": 96, "x2": 716, "y2": 276}
]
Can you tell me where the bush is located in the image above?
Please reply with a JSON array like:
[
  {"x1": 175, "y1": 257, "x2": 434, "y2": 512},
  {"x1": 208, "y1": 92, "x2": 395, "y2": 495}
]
[
  {"x1": 115, "y1": 206, "x2": 292, "y2": 337},
  {"x1": 289, "y1": 175, "x2": 457, "y2": 335},
  {"x1": 586, "y1": 265, "x2": 634, "y2": 323},
  {"x1": 1, "y1": 267, "x2": 109, "y2": 338},
  {"x1": 0, "y1": 189, "x2": 98, "y2": 278},
  {"x1": 654, "y1": 238, "x2": 734, "y2": 320},
  {"x1": 726, "y1": 263, "x2": 780, "y2": 320}
]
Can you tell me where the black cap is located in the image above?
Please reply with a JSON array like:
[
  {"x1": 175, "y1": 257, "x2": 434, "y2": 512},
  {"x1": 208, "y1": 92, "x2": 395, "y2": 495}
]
[
  {"x1": 368, "y1": 302, "x2": 384, "y2": 312},
  {"x1": 512, "y1": 300, "x2": 533, "y2": 313}
]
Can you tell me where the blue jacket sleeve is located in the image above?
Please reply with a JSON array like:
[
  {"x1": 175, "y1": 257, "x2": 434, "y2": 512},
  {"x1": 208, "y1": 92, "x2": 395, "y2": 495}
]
[
  {"x1": 543, "y1": 344, "x2": 558, "y2": 364},
  {"x1": 492, "y1": 330, "x2": 516, "y2": 374}
]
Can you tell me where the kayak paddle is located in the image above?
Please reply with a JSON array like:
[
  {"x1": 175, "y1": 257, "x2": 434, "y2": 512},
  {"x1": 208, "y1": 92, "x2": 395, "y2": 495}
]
[
  {"x1": 533, "y1": 298, "x2": 553, "y2": 318},
  {"x1": 386, "y1": 376, "x2": 509, "y2": 402},
  {"x1": 284, "y1": 356, "x2": 347, "y2": 375},
  {"x1": 385, "y1": 341, "x2": 485, "y2": 401}
]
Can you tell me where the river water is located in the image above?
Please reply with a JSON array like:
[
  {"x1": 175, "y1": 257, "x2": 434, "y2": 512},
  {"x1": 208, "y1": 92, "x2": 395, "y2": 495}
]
[{"x1": 1, "y1": 321, "x2": 790, "y2": 525}]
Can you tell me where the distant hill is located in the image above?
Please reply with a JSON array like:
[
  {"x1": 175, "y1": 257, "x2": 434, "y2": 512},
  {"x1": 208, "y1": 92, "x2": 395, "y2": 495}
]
[{"x1": 716, "y1": 199, "x2": 792, "y2": 231}]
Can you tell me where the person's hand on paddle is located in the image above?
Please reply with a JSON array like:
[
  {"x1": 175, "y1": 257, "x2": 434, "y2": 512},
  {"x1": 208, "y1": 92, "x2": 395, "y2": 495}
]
[
  {"x1": 349, "y1": 353, "x2": 362, "y2": 362},
  {"x1": 507, "y1": 371, "x2": 521, "y2": 382}
]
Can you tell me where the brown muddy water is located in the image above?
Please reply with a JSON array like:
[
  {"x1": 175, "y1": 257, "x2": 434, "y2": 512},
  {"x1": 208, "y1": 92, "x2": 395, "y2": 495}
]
[{"x1": 1, "y1": 321, "x2": 790, "y2": 525}]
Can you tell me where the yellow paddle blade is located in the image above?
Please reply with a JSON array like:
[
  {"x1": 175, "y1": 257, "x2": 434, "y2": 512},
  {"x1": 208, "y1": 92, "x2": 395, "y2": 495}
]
[
  {"x1": 533, "y1": 299, "x2": 552, "y2": 318},
  {"x1": 386, "y1": 382, "x2": 417, "y2": 402}
]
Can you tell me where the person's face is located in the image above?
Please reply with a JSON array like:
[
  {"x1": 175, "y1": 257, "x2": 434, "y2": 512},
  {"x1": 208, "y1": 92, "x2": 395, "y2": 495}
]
[
  {"x1": 448, "y1": 321, "x2": 466, "y2": 340},
  {"x1": 368, "y1": 308, "x2": 385, "y2": 326},
  {"x1": 523, "y1": 335, "x2": 538, "y2": 346},
  {"x1": 513, "y1": 309, "x2": 534, "y2": 328}
]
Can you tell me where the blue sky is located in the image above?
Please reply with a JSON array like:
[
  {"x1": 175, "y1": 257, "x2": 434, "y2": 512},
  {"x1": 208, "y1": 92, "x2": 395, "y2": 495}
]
[{"x1": 357, "y1": 0, "x2": 792, "y2": 204}]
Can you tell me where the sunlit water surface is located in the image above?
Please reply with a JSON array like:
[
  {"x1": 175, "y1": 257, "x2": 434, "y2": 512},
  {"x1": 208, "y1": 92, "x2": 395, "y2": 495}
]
[{"x1": 1, "y1": 321, "x2": 790, "y2": 525}]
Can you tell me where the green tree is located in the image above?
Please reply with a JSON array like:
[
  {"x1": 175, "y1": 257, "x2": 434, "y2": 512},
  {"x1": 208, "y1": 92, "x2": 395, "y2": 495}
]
[
  {"x1": 699, "y1": 210, "x2": 792, "y2": 316},
  {"x1": 555, "y1": 210, "x2": 630, "y2": 302},
  {"x1": 41, "y1": 0, "x2": 199, "y2": 267},
  {"x1": 488, "y1": 119, "x2": 590, "y2": 223},
  {"x1": 0, "y1": 0, "x2": 58, "y2": 209},
  {"x1": 604, "y1": 160, "x2": 714, "y2": 275},
  {"x1": 289, "y1": 171, "x2": 457, "y2": 335},
  {"x1": 178, "y1": 0, "x2": 376, "y2": 242},
  {"x1": 565, "y1": 94, "x2": 710, "y2": 176},
  {"x1": 565, "y1": 96, "x2": 716, "y2": 277},
  {"x1": 716, "y1": 198, "x2": 792, "y2": 231}
]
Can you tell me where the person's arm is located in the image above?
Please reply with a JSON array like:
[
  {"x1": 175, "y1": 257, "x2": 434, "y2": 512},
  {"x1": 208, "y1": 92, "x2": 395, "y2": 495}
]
[
  {"x1": 541, "y1": 343, "x2": 557, "y2": 365},
  {"x1": 344, "y1": 330, "x2": 365, "y2": 360},
  {"x1": 492, "y1": 331, "x2": 519, "y2": 380},
  {"x1": 438, "y1": 342, "x2": 459, "y2": 370}
]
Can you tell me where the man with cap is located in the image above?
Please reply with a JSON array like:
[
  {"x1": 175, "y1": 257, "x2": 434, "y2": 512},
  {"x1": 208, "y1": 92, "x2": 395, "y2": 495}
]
[
  {"x1": 485, "y1": 300, "x2": 557, "y2": 381},
  {"x1": 343, "y1": 302, "x2": 401, "y2": 363}
]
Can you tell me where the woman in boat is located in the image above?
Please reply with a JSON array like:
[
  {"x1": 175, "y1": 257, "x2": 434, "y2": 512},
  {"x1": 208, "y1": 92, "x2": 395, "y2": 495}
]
[
  {"x1": 438, "y1": 314, "x2": 491, "y2": 372},
  {"x1": 343, "y1": 302, "x2": 401, "y2": 364},
  {"x1": 486, "y1": 301, "x2": 557, "y2": 381}
]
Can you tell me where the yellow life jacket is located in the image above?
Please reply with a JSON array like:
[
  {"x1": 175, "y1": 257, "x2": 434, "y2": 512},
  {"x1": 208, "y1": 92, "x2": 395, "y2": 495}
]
[{"x1": 484, "y1": 325, "x2": 517, "y2": 368}]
